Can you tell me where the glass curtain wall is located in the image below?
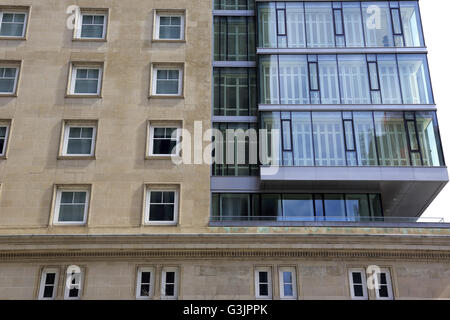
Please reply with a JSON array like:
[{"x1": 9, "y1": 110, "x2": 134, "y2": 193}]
[
  {"x1": 261, "y1": 111, "x2": 444, "y2": 167},
  {"x1": 259, "y1": 54, "x2": 433, "y2": 105},
  {"x1": 257, "y1": 1, "x2": 424, "y2": 48}
]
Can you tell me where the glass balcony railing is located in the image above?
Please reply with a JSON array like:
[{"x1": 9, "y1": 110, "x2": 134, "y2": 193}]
[
  {"x1": 258, "y1": 1, "x2": 424, "y2": 49},
  {"x1": 259, "y1": 54, "x2": 433, "y2": 105},
  {"x1": 261, "y1": 111, "x2": 444, "y2": 167}
]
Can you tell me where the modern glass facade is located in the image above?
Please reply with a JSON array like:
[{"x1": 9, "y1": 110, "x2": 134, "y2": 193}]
[
  {"x1": 211, "y1": 0, "x2": 445, "y2": 223},
  {"x1": 259, "y1": 54, "x2": 433, "y2": 105},
  {"x1": 261, "y1": 111, "x2": 444, "y2": 167},
  {"x1": 258, "y1": 1, "x2": 424, "y2": 48}
]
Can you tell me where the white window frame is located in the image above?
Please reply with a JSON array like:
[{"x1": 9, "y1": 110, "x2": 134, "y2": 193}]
[
  {"x1": 0, "y1": 123, "x2": 10, "y2": 156},
  {"x1": 62, "y1": 124, "x2": 97, "y2": 157},
  {"x1": 151, "y1": 66, "x2": 183, "y2": 97},
  {"x1": 69, "y1": 65, "x2": 103, "y2": 96},
  {"x1": 0, "y1": 11, "x2": 28, "y2": 38},
  {"x1": 279, "y1": 267, "x2": 297, "y2": 300},
  {"x1": 136, "y1": 267, "x2": 155, "y2": 299},
  {"x1": 53, "y1": 188, "x2": 90, "y2": 225},
  {"x1": 374, "y1": 268, "x2": 394, "y2": 300},
  {"x1": 144, "y1": 188, "x2": 179, "y2": 225},
  {"x1": 155, "y1": 13, "x2": 185, "y2": 40},
  {"x1": 75, "y1": 12, "x2": 107, "y2": 40},
  {"x1": 0, "y1": 65, "x2": 19, "y2": 94},
  {"x1": 64, "y1": 267, "x2": 84, "y2": 300},
  {"x1": 148, "y1": 125, "x2": 181, "y2": 157},
  {"x1": 38, "y1": 268, "x2": 59, "y2": 300},
  {"x1": 348, "y1": 268, "x2": 368, "y2": 300},
  {"x1": 254, "y1": 267, "x2": 272, "y2": 300},
  {"x1": 161, "y1": 267, "x2": 179, "y2": 300}
]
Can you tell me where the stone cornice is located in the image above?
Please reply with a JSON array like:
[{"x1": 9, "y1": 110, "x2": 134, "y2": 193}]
[
  {"x1": 0, "y1": 248, "x2": 449, "y2": 261},
  {"x1": 0, "y1": 234, "x2": 449, "y2": 261}
]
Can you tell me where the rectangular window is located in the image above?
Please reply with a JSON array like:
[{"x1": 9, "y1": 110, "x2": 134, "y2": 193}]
[
  {"x1": 54, "y1": 187, "x2": 90, "y2": 225},
  {"x1": 38, "y1": 268, "x2": 59, "y2": 300},
  {"x1": 161, "y1": 267, "x2": 179, "y2": 300},
  {"x1": 305, "y1": 2, "x2": 335, "y2": 48},
  {"x1": 212, "y1": 122, "x2": 259, "y2": 177},
  {"x1": 149, "y1": 125, "x2": 181, "y2": 157},
  {"x1": 64, "y1": 267, "x2": 83, "y2": 300},
  {"x1": 0, "y1": 123, "x2": 10, "y2": 156},
  {"x1": 213, "y1": 68, "x2": 257, "y2": 116},
  {"x1": 69, "y1": 64, "x2": 103, "y2": 96},
  {"x1": 397, "y1": 54, "x2": 433, "y2": 104},
  {"x1": 400, "y1": 1, "x2": 424, "y2": 47},
  {"x1": 211, "y1": 193, "x2": 383, "y2": 222},
  {"x1": 214, "y1": 16, "x2": 255, "y2": 61},
  {"x1": 363, "y1": 2, "x2": 394, "y2": 47},
  {"x1": 155, "y1": 12, "x2": 185, "y2": 41},
  {"x1": 279, "y1": 267, "x2": 297, "y2": 300},
  {"x1": 375, "y1": 268, "x2": 394, "y2": 300},
  {"x1": 312, "y1": 112, "x2": 346, "y2": 166},
  {"x1": 0, "y1": 11, "x2": 27, "y2": 37},
  {"x1": 75, "y1": 12, "x2": 107, "y2": 39},
  {"x1": 62, "y1": 123, "x2": 96, "y2": 157},
  {"x1": 0, "y1": 66, "x2": 19, "y2": 94},
  {"x1": 348, "y1": 268, "x2": 368, "y2": 300},
  {"x1": 338, "y1": 55, "x2": 371, "y2": 104},
  {"x1": 145, "y1": 188, "x2": 179, "y2": 225},
  {"x1": 136, "y1": 267, "x2": 155, "y2": 299},
  {"x1": 152, "y1": 66, "x2": 183, "y2": 96},
  {"x1": 255, "y1": 267, "x2": 272, "y2": 299}
]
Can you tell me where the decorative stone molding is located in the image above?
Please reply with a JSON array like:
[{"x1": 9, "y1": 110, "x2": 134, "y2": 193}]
[{"x1": 1, "y1": 248, "x2": 449, "y2": 261}]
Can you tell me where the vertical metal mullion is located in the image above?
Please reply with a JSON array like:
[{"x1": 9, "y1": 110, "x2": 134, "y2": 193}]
[
  {"x1": 403, "y1": 111, "x2": 414, "y2": 166},
  {"x1": 350, "y1": 114, "x2": 358, "y2": 165},
  {"x1": 371, "y1": 111, "x2": 381, "y2": 166},
  {"x1": 310, "y1": 111, "x2": 316, "y2": 166},
  {"x1": 394, "y1": 54, "x2": 404, "y2": 104},
  {"x1": 303, "y1": 2, "x2": 308, "y2": 47},
  {"x1": 277, "y1": 54, "x2": 281, "y2": 105},
  {"x1": 336, "y1": 54, "x2": 343, "y2": 104},
  {"x1": 342, "y1": 112, "x2": 349, "y2": 165},
  {"x1": 359, "y1": 2, "x2": 367, "y2": 47},
  {"x1": 225, "y1": 17, "x2": 229, "y2": 61},
  {"x1": 413, "y1": 113, "x2": 424, "y2": 165}
]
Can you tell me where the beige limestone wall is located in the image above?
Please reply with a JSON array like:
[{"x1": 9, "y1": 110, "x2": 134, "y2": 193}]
[
  {"x1": 0, "y1": 258, "x2": 449, "y2": 300},
  {"x1": 0, "y1": 0, "x2": 212, "y2": 234}
]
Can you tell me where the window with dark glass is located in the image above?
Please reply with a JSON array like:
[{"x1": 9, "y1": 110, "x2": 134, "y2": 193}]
[
  {"x1": 213, "y1": 122, "x2": 258, "y2": 177},
  {"x1": 212, "y1": 193, "x2": 384, "y2": 222},
  {"x1": 214, "y1": 68, "x2": 256, "y2": 116},
  {"x1": 146, "y1": 190, "x2": 177, "y2": 223},
  {"x1": 214, "y1": 16, "x2": 255, "y2": 61}
]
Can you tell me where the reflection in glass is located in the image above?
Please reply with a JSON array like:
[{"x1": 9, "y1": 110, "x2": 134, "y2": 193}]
[
  {"x1": 397, "y1": 55, "x2": 433, "y2": 104},
  {"x1": 400, "y1": 1, "x2": 424, "y2": 47},
  {"x1": 338, "y1": 55, "x2": 371, "y2": 104},
  {"x1": 416, "y1": 112, "x2": 444, "y2": 166},
  {"x1": 362, "y1": 2, "x2": 394, "y2": 47},
  {"x1": 374, "y1": 112, "x2": 410, "y2": 166},
  {"x1": 343, "y1": 3, "x2": 364, "y2": 47},
  {"x1": 312, "y1": 112, "x2": 345, "y2": 166},
  {"x1": 377, "y1": 55, "x2": 402, "y2": 104},
  {"x1": 305, "y1": 2, "x2": 335, "y2": 48}
]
